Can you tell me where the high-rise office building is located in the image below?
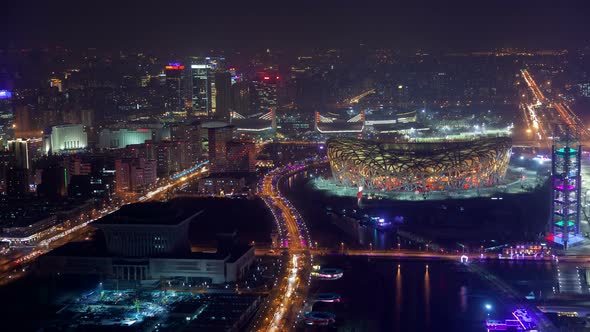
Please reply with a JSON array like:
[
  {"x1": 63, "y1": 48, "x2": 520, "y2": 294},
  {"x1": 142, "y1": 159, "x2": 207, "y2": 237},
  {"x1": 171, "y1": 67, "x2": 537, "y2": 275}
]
[
  {"x1": 14, "y1": 104, "x2": 35, "y2": 138},
  {"x1": 251, "y1": 73, "x2": 278, "y2": 115},
  {"x1": 165, "y1": 63, "x2": 185, "y2": 110},
  {"x1": 189, "y1": 57, "x2": 226, "y2": 117},
  {"x1": 204, "y1": 122, "x2": 235, "y2": 173},
  {"x1": 168, "y1": 122, "x2": 202, "y2": 162},
  {"x1": 190, "y1": 64, "x2": 212, "y2": 116},
  {"x1": 8, "y1": 139, "x2": 30, "y2": 169},
  {"x1": 114, "y1": 159, "x2": 130, "y2": 193},
  {"x1": 0, "y1": 90, "x2": 13, "y2": 142},
  {"x1": 215, "y1": 72, "x2": 232, "y2": 120},
  {"x1": 231, "y1": 81, "x2": 251, "y2": 116}
]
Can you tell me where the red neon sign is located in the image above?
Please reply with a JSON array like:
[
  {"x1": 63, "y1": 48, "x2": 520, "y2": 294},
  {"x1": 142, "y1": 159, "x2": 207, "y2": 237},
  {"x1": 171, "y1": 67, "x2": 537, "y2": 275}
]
[
  {"x1": 263, "y1": 76, "x2": 270, "y2": 80},
  {"x1": 165, "y1": 65, "x2": 185, "y2": 70}
]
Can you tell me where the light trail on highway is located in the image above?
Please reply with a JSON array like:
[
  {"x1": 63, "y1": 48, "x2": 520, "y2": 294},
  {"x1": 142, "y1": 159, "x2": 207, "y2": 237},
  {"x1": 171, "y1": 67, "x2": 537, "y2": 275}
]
[
  {"x1": 521, "y1": 69, "x2": 547, "y2": 104},
  {"x1": 520, "y1": 68, "x2": 589, "y2": 143},
  {"x1": 252, "y1": 159, "x2": 322, "y2": 331},
  {"x1": 520, "y1": 69, "x2": 554, "y2": 146},
  {"x1": 347, "y1": 88, "x2": 376, "y2": 104}
]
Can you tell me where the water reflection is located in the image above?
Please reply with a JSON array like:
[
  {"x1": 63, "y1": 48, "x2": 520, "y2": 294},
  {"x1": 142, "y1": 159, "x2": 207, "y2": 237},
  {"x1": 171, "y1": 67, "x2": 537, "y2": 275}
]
[
  {"x1": 459, "y1": 286, "x2": 468, "y2": 313},
  {"x1": 425, "y1": 264, "x2": 431, "y2": 328},
  {"x1": 396, "y1": 264, "x2": 402, "y2": 329}
]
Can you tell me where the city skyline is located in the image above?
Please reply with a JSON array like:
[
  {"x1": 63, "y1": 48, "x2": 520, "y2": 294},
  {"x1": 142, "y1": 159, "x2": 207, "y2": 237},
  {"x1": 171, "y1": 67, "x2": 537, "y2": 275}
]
[{"x1": 2, "y1": 2, "x2": 590, "y2": 331}]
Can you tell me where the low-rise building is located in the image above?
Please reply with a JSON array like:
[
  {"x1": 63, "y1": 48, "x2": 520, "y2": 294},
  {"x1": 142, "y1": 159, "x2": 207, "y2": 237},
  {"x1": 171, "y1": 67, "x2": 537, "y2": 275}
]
[
  {"x1": 43, "y1": 124, "x2": 88, "y2": 154},
  {"x1": 1, "y1": 214, "x2": 58, "y2": 244},
  {"x1": 38, "y1": 198, "x2": 256, "y2": 285}
]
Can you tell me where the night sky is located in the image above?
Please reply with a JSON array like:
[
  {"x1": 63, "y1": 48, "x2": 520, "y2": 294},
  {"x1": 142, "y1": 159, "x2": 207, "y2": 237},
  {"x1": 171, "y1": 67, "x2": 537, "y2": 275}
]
[{"x1": 2, "y1": 0, "x2": 590, "y2": 51}]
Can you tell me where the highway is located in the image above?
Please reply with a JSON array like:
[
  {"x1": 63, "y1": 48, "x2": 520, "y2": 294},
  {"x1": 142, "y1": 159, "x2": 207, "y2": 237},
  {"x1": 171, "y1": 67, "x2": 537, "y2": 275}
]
[
  {"x1": 520, "y1": 68, "x2": 589, "y2": 144},
  {"x1": 521, "y1": 69, "x2": 547, "y2": 104},
  {"x1": 520, "y1": 69, "x2": 555, "y2": 145},
  {"x1": 251, "y1": 161, "x2": 316, "y2": 331},
  {"x1": 347, "y1": 89, "x2": 376, "y2": 104},
  {"x1": 0, "y1": 162, "x2": 209, "y2": 286}
]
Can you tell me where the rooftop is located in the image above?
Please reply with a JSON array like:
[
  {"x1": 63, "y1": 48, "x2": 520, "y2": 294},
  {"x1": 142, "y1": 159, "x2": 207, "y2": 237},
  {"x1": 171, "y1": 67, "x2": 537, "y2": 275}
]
[
  {"x1": 94, "y1": 198, "x2": 204, "y2": 226},
  {"x1": 201, "y1": 121, "x2": 232, "y2": 129}
]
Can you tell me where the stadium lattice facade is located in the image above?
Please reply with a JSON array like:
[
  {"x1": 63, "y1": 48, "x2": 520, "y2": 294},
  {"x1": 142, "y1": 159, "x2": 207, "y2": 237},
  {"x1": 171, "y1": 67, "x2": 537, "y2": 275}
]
[{"x1": 327, "y1": 137, "x2": 512, "y2": 192}]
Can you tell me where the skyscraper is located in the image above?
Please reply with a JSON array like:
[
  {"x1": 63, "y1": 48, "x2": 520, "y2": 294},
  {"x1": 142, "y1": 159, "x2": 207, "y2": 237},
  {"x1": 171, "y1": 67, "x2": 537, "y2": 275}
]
[
  {"x1": 204, "y1": 122, "x2": 235, "y2": 173},
  {"x1": 165, "y1": 63, "x2": 185, "y2": 110},
  {"x1": 251, "y1": 73, "x2": 278, "y2": 115},
  {"x1": 231, "y1": 81, "x2": 251, "y2": 116},
  {"x1": 189, "y1": 57, "x2": 226, "y2": 117},
  {"x1": 190, "y1": 64, "x2": 211, "y2": 116},
  {"x1": 0, "y1": 90, "x2": 13, "y2": 142},
  {"x1": 14, "y1": 104, "x2": 35, "y2": 138},
  {"x1": 215, "y1": 72, "x2": 232, "y2": 120},
  {"x1": 7, "y1": 139, "x2": 30, "y2": 169}
]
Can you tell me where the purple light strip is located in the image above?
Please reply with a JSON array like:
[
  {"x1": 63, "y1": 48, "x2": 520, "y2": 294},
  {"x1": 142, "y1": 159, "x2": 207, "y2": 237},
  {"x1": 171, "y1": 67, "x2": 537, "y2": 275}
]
[
  {"x1": 555, "y1": 185, "x2": 576, "y2": 190},
  {"x1": 511, "y1": 310, "x2": 527, "y2": 330}
]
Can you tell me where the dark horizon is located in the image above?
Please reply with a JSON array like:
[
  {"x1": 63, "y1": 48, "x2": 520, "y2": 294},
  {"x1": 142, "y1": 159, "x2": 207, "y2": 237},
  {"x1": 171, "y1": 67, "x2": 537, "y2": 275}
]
[{"x1": 3, "y1": 0, "x2": 590, "y2": 52}]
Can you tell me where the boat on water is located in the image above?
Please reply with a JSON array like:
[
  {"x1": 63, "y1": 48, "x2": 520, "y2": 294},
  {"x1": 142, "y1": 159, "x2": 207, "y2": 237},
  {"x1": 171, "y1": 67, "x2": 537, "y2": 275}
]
[{"x1": 311, "y1": 268, "x2": 344, "y2": 280}]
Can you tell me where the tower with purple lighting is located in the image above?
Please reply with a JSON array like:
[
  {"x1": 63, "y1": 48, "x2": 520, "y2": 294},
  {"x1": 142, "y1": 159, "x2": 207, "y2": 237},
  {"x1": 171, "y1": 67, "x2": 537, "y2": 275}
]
[{"x1": 550, "y1": 125, "x2": 583, "y2": 250}]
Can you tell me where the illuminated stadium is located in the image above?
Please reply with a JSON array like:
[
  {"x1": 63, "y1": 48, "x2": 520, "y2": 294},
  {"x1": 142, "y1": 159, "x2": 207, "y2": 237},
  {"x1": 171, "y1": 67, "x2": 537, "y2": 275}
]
[{"x1": 326, "y1": 137, "x2": 512, "y2": 192}]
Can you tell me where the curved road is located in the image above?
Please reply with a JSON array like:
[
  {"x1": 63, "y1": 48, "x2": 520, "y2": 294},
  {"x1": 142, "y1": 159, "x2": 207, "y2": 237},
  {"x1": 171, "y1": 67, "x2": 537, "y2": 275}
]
[{"x1": 251, "y1": 160, "x2": 320, "y2": 331}]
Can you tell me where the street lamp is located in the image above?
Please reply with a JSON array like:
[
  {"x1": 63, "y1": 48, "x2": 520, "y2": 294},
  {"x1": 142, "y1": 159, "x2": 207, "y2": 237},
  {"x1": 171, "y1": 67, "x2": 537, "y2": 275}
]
[
  {"x1": 397, "y1": 242, "x2": 401, "y2": 250},
  {"x1": 484, "y1": 303, "x2": 492, "y2": 317}
]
